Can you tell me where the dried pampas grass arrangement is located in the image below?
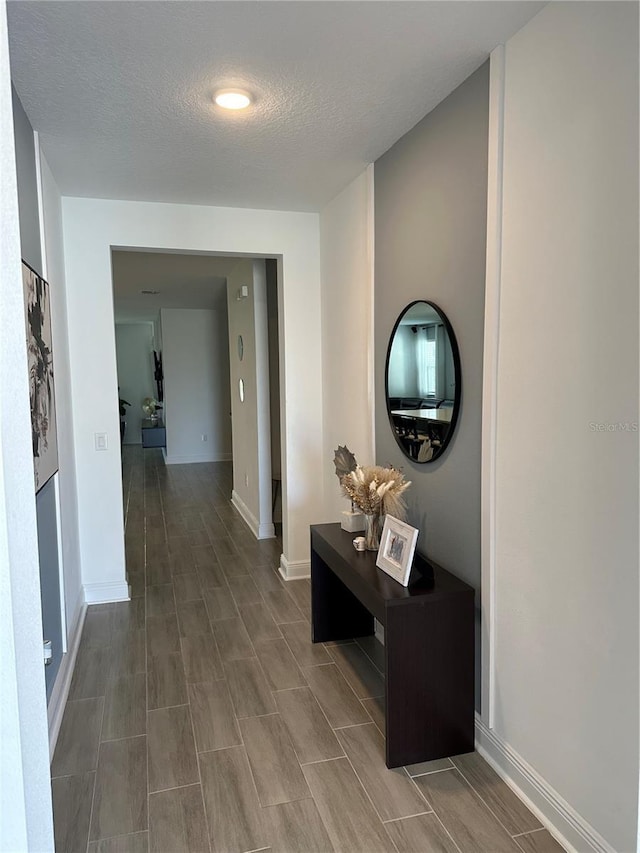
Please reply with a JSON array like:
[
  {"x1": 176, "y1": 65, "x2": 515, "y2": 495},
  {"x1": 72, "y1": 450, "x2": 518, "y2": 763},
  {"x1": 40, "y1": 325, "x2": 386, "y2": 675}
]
[{"x1": 341, "y1": 464, "x2": 411, "y2": 520}]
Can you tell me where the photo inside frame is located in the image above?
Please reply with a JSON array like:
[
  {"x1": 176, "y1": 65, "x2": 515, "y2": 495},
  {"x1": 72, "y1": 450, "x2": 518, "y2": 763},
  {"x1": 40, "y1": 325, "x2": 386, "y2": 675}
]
[{"x1": 387, "y1": 532, "x2": 407, "y2": 565}]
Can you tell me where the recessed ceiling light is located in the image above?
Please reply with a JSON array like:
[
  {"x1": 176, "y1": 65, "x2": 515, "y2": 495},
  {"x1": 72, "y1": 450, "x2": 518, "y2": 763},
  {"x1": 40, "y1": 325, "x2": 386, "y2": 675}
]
[{"x1": 214, "y1": 89, "x2": 252, "y2": 110}]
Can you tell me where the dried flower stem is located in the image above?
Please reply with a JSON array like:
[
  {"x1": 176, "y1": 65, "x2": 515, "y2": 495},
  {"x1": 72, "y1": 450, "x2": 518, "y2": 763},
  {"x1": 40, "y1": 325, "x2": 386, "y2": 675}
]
[{"x1": 341, "y1": 465, "x2": 411, "y2": 520}]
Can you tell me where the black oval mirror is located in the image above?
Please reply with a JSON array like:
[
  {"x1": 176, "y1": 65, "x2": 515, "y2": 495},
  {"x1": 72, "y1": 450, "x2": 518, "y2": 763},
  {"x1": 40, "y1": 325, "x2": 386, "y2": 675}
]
[{"x1": 385, "y1": 300, "x2": 461, "y2": 463}]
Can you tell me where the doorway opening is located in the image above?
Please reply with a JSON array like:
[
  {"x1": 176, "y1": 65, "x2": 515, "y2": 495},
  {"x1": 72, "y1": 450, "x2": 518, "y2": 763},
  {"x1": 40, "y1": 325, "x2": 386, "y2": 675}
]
[{"x1": 110, "y1": 248, "x2": 283, "y2": 568}]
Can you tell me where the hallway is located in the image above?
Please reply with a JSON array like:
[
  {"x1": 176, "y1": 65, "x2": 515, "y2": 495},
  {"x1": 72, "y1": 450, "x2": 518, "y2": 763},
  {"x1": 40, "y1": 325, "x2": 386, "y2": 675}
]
[{"x1": 50, "y1": 448, "x2": 560, "y2": 853}]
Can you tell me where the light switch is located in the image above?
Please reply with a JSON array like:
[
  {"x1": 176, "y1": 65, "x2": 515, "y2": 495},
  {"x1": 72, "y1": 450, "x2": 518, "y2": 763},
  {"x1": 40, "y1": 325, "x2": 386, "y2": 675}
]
[{"x1": 95, "y1": 432, "x2": 108, "y2": 451}]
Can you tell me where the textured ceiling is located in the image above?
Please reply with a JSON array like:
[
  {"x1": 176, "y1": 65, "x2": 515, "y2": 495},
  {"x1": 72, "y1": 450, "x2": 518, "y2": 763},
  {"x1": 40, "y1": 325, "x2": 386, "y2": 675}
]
[
  {"x1": 8, "y1": 1, "x2": 544, "y2": 212},
  {"x1": 112, "y1": 250, "x2": 245, "y2": 321}
]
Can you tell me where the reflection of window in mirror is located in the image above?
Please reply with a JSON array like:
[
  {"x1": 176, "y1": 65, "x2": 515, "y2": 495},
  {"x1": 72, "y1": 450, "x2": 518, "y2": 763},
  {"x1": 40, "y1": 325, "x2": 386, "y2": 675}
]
[
  {"x1": 416, "y1": 327, "x2": 436, "y2": 396},
  {"x1": 385, "y1": 299, "x2": 461, "y2": 463}
]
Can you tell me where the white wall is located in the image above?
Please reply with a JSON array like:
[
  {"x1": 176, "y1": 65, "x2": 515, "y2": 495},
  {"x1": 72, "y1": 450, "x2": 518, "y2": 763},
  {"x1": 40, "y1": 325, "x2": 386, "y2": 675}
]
[
  {"x1": 115, "y1": 322, "x2": 156, "y2": 444},
  {"x1": 0, "y1": 2, "x2": 53, "y2": 846},
  {"x1": 61, "y1": 197, "x2": 322, "y2": 585},
  {"x1": 320, "y1": 167, "x2": 375, "y2": 519},
  {"x1": 227, "y1": 260, "x2": 274, "y2": 538},
  {"x1": 161, "y1": 308, "x2": 231, "y2": 464},
  {"x1": 483, "y1": 4, "x2": 639, "y2": 851}
]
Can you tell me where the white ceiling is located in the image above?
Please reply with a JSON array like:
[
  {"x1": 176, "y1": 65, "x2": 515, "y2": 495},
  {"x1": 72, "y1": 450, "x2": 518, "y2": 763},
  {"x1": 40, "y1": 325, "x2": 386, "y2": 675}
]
[
  {"x1": 8, "y1": 1, "x2": 543, "y2": 213},
  {"x1": 112, "y1": 249, "x2": 246, "y2": 321}
]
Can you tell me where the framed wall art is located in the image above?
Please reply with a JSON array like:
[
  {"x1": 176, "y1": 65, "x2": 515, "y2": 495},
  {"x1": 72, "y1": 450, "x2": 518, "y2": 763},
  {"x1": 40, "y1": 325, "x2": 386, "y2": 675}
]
[{"x1": 22, "y1": 261, "x2": 58, "y2": 492}]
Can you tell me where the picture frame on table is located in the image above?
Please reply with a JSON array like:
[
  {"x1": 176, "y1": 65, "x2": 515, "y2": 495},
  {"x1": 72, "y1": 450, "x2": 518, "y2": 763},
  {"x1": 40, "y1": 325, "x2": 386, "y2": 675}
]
[{"x1": 376, "y1": 515, "x2": 419, "y2": 587}]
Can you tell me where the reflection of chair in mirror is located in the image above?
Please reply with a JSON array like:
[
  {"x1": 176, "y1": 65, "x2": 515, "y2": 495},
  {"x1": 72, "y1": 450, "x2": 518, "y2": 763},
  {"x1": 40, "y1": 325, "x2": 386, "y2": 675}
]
[
  {"x1": 391, "y1": 415, "x2": 419, "y2": 459},
  {"x1": 417, "y1": 437, "x2": 434, "y2": 462}
]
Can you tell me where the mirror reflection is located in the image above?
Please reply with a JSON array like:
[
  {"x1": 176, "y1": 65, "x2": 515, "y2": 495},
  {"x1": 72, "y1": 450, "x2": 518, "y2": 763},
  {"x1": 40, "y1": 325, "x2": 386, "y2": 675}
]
[{"x1": 385, "y1": 300, "x2": 461, "y2": 463}]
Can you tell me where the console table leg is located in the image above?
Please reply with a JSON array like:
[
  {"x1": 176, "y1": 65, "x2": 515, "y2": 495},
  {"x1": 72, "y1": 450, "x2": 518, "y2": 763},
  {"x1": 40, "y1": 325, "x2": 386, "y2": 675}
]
[{"x1": 385, "y1": 598, "x2": 474, "y2": 768}]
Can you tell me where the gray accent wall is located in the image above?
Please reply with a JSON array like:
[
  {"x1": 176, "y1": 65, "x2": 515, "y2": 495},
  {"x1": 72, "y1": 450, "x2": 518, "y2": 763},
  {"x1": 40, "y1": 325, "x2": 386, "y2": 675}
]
[
  {"x1": 11, "y1": 84, "x2": 41, "y2": 272},
  {"x1": 37, "y1": 476, "x2": 62, "y2": 697},
  {"x1": 374, "y1": 63, "x2": 489, "y2": 704}
]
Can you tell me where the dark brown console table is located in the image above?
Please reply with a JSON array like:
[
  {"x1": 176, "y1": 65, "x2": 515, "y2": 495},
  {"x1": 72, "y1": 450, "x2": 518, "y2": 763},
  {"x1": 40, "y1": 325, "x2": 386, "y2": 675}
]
[
  {"x1": 310, "y1": 523, "x2": 474, "y2": 768},
  {"x1": 141, "y1": 418, "x2": 166, "y2": 448}
]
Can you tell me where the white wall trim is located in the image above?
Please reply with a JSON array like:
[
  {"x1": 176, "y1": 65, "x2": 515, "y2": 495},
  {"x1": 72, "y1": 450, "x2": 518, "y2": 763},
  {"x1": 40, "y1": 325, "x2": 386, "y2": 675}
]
[
  {"x1": 231, "y1": 489, "x2": 275, "y2": 540},
  {"x1": 83, "y1": 581, "x2": 130, "y2": 604},
  {"x1": 365, "y1": 162, "x2": 376, "y2": 458},
  {"x1": 164, "y1": 452, "x2": 233, "y2": 465},
  {"x1": 480, "y1": 43, "x2": 505, "y2": 729},
  {"x1": 279, "y1": 555, "x2": 310, "y2": 580},
  {"x1": 475, "y1": 715, "x2": 614, "y2": 853},
  {"x1": 47, "y1": 590, "x2": 86, "y2": 759},
  {"x1": 52, "y1": 474, "x2": 68, "y2": 653}
]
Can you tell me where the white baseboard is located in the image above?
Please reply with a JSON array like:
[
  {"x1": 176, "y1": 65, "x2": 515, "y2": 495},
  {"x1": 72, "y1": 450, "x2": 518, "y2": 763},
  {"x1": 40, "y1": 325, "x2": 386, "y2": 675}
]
[
  {"x1": 231, "y1": 490, "x2": 275, "y2": 540},
  {"x1": 47, "y1": 590, "x2": 86, "y2": 759},
  {"x1": 279, "y1": 555, "x2": 310, "y2": 580},
  {"x1": 83, "y1": 580, "x2": 130, "y2": 604},
  {"x1": 164, "y1": 451, "x2": 232, "y2": 464},
  {"x1": 475, "y1": 715, "x2": 614, "y2": 853}
]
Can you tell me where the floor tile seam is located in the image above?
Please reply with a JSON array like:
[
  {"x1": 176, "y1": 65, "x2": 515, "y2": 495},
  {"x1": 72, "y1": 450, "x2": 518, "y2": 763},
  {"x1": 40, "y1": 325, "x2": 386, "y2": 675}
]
[
  {"x1": 308, "y1": 744, "x2": 401, "y2": 853},
  {"x1": 332, "y1": 721, "x2": 374, "y2": 732},
  {"x1": 427, "y1": 810, "x2": 465, "y2": 853},
  {"x1": 337, "y1": 727, "x2": 432, "y2": 829},
  {"x1": 303, "y1": 658, "x2": 377, "y2": 731},
  {"x1": 511, "y1": 827, "x2": 548, "y2": 839},
  {"x1": 148, "y1": 777, "x2": 202, "y2": 798},
  {"x1": 277, "y1": 624, "x2": 321, "y2": 672},
  {"x1": 50, "y1": 769, "x2": 97, "y2": 782},
  {"x1": 236, "y1": 602, "x2": 284, "y2": 645},
  {"x1": 87, "y1": 829, "x2": 149, "y2": 846},
  {"x1": 203, "y1": 608, "x2": 233, "y2": 668},
  {"x1": 407, "y1": 765, "x2": 454, "y2": 778},
  {"x1": 403, "y1": 765, "x2": 437, "y2": 815},
  {"x1": 416, "y1": 769, "x2": 513, "y2": 853},
  {"x1": 328, "y1": 647, "x2": 386, "y2": 699},
  {"x1": 271, "y1": 684, "x2": 309, "y2": 695},
  {"x1": 235, "y1": 710, "x2": 280, "y2": 722},
  {"x1": 143, "y1": 468, "x2": 152, "y2": 840},
  {"x1": 146, "y1": 702, "x2": 190, "y2": 714},
  {"x1": 279, "y1": 679, "x2": 347, "y2": 769},
  {"x1": 188, "y1": 724, "x2": 215, "y2": 853},
  {"x1": 382, "y1": 809, "x2": 436, "y2": 824},
  {"x1": 194, "y1": 738, "x2": 245, "y2": 757},
  {"x1": 359, "y1": 697, "x2": 385, "y2": 739},
  {"x1": 216, "y1": 718, "x2": 267, "y2": 831},
  {"x1": 263, "y1": 604, "x2": 304, "y2": 627},
  {"x1": 449, "y1": 761, "x2": 541, "y2": 838},
  {"x1": 295, "y1": 744, "x2": 348, "y2": 766},
  {"x1": 256, "y1": 687, "x2": 344, "y2": 778},
  {"x1": 85, "y1": 673, "x2": 108, "y2": 849}
]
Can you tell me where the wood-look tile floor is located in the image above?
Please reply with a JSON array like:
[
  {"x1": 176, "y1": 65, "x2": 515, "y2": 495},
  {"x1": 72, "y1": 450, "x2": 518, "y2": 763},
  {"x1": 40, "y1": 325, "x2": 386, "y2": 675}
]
[{"x1": 52, "y1": 447, "x2": 565, "y2": 853}]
